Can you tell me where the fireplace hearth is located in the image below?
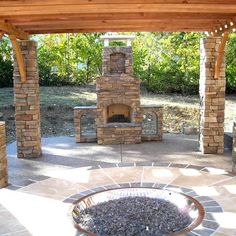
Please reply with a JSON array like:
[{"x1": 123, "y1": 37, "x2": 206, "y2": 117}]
[{"x1": 74, "y1": 35, "x2": 163, "y2": 144}]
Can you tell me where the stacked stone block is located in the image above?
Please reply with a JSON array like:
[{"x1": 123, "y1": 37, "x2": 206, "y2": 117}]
[
  {"x1": 199, "y1": 37, "x2": 226, "y2": 154},
  {"x1": 110, "y1": 53, "x2": 125, "y2": 74},
  {"x1": 232, "y1": 120, "x2": 236, "y2": 173},
  {"x1": 74, "y1": 106, "x2": 97, "y2": 142},
  {"x1": 97, "y1": 123, "x2": 142, "y2": 145},
  {"x1": 0, "y1": 122, "x2": 7, "y2": 188},
  {"x1": 13, "y1": 40, "x2": 41, "y2": 158},
  {"x1": 141, "y1": 106, "x2": 163, "y2": 141}
]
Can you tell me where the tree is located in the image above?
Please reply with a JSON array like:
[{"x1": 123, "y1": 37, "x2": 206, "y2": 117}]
[
  {"x1": 226, "y1": 33, "x2": 236, "y2": 93},
  {"x1": 133, "y1": 32, "x2": 203, "y2": 94},
  {"x1": 35, "y1": 33, "x2": 103, "y2": 86}
]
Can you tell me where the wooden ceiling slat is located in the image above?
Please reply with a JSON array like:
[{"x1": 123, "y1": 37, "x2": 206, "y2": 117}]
[
  {"x1": 1, "y1": 0, "x2": 236, "y2": 5},
  {"x1": 2, "y1": 13, "x2": 235, "y2": 23},
  {"x1": 28, "y1": 26, "x2": 212, "y2": 34},
  {"x1": 14, "y1": 19, "x2": 223, "y2": 27},
  {"x1": 23, "y1": 21, "x2": 214, "y2": 32},
  {"x1": 1, "y1": 4, "x2": 236, "y2": 16},
  {"x1": 6, "y1": 13, "x2": 236, "y2": 26}
]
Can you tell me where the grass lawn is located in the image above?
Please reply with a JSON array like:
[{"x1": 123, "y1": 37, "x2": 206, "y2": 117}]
[{"x1": 1, "y1": 85, "x2": 235, "y2": 108}]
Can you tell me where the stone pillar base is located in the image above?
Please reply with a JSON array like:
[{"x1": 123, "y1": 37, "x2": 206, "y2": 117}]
[{"x1": 0, "y1": 122, "x2": 8, "y2": 188}]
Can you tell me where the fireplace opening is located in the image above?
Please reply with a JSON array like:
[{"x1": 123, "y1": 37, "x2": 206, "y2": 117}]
[
  {"x1": 110, "y1": 52, "x2": 125, "y2": 74},
  {"x1": 107, "y1": 104, "x2": 131, "y2": 123}
]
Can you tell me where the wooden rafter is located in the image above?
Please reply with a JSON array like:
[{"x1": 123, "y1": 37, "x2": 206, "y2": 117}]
[
  {"x1": 214, "y1": 32, "x2": 228, "y2": 79},
  {"x1": 0, "y1": 21, "x2": 28, "y2": 40},
  {"x1": 9, "y1": 35, "x2": 26, "y2": 83}
]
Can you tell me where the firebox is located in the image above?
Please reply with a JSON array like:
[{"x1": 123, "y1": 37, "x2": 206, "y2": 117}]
[{"x1": 107, "y1": 104, "x2": 131, "y2": 123}]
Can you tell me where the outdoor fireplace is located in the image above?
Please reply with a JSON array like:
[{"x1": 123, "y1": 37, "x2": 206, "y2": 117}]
[{"x1": 74, "y1": 35, "x2": 163, "y2": 144}]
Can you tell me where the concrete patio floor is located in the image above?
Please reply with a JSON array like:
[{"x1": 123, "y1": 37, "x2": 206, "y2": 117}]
[
  {"x1": 0, "y1": 134, "x2": 235, "y2": 236},
  {"x1": 6, "y1": 133, "x2": 233, "y2": 186}
]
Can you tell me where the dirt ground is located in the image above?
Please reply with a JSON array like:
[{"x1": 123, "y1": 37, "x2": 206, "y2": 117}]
[
  {"x1": 0, "y1": 86, "x2": 235, "y2": 143},
  {"x1": 0, "y1": 104, "x2": 199, "y2": 143}
]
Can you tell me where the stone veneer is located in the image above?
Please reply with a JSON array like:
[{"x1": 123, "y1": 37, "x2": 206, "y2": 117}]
[
  {"x1": 199, "y1": 37, "x2": 226, "y2": 154},
  {"x1": 13, "y1": 40, "x2": 41, "y2": 158},
  {"x1": 102, "y1": 46, "x2": 133, "y2": 75},
  {"x1": 97, "y1": 123, "x2": 142, "y2": 145},
  {"x1": 0, "y1": 122, "x2": 8, "y2": 188},
  {"x1": 74, "y1": 106, "x2": 97, "y2": 143},
  {"x1": 232, "y1": 120, "x2": 236, "y2": 173}
]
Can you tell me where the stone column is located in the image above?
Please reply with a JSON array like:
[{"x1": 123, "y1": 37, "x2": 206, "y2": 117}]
[
  {"x1": 232, "y1": 120, "x2": 236, "y2": 173},
  {"x1": 0, "y1": 122, "x2": 8, "y2": 188},
  {"x1": 199, "y1": 37, "x2": 226, "y2": 154},
  {"x1": 13, "y1": 40, "x2": 41, "y2": 158}
]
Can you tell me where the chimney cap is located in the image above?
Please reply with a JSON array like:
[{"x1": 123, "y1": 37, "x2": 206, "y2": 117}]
[{"x1": 100, "y1": 34, "x2": 135, "y2": 46}]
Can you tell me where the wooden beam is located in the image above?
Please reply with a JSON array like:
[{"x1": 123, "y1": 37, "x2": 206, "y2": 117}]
[
  {"x1": 28, "y1": 26, "x2": 211, "y2": 34},
  {"x1": 0, "y1": 21, "x2": 28, "y2": 40},
  {"x1": 2, "y1": 13, "x2": 235, "y2": 24},
  {"x1": 14, "y1": 19, "x2": 223, "y2": 27},
  {"x1": 9, "y1": 35, "x2": 27, "y2": 83},
  {"x1": 1, "y1": 0, "x2": 236, "y2": 5},
  {"x1": 21, "y1": 20, "x2": 220, "y2": 30},
  {"x1": 214, "y1": 32, "x2": 228, "y2": 79},
  {"x1": 1, "y1": 4, "x2": 236, "y2": 17}
]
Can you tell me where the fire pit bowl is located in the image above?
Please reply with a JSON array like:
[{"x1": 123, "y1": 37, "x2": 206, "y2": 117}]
[{"x1": 72, "y1": 187, "x2": 204, "y2": 236}]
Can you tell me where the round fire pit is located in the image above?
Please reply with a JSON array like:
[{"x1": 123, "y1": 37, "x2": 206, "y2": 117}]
[{"x1": 72, "y1": 188, "x2": 204, "y2": 236}]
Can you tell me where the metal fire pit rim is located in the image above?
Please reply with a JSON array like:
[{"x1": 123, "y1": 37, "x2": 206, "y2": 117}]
[{"x1": 72, "y1": 187, "x2": 205, "y2": 236}]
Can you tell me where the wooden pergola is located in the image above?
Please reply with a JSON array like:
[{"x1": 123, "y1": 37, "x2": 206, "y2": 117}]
[{"x1": 0, "y1": 0, "x2": 235, "y2": 158}]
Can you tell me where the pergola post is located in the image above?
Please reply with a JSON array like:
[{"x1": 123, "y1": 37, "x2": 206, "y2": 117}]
[
  {"x1": 199, "y1": 36, "x2": 226, "y2": 154},
  {"x1": 13, "y1": 40, "x2": 41, "y2": 158}
]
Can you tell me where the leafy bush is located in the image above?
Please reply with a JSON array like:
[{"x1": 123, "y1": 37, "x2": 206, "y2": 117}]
[
  {"x1": 226, "y1": 34, "x2": 236, "y2": 93},
  {"x1": 0, "y1": 38, "x2": 13, "y2": 88},
  {"x1": 0, "y1": 56, "x2": 13, "y2": 87}
]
